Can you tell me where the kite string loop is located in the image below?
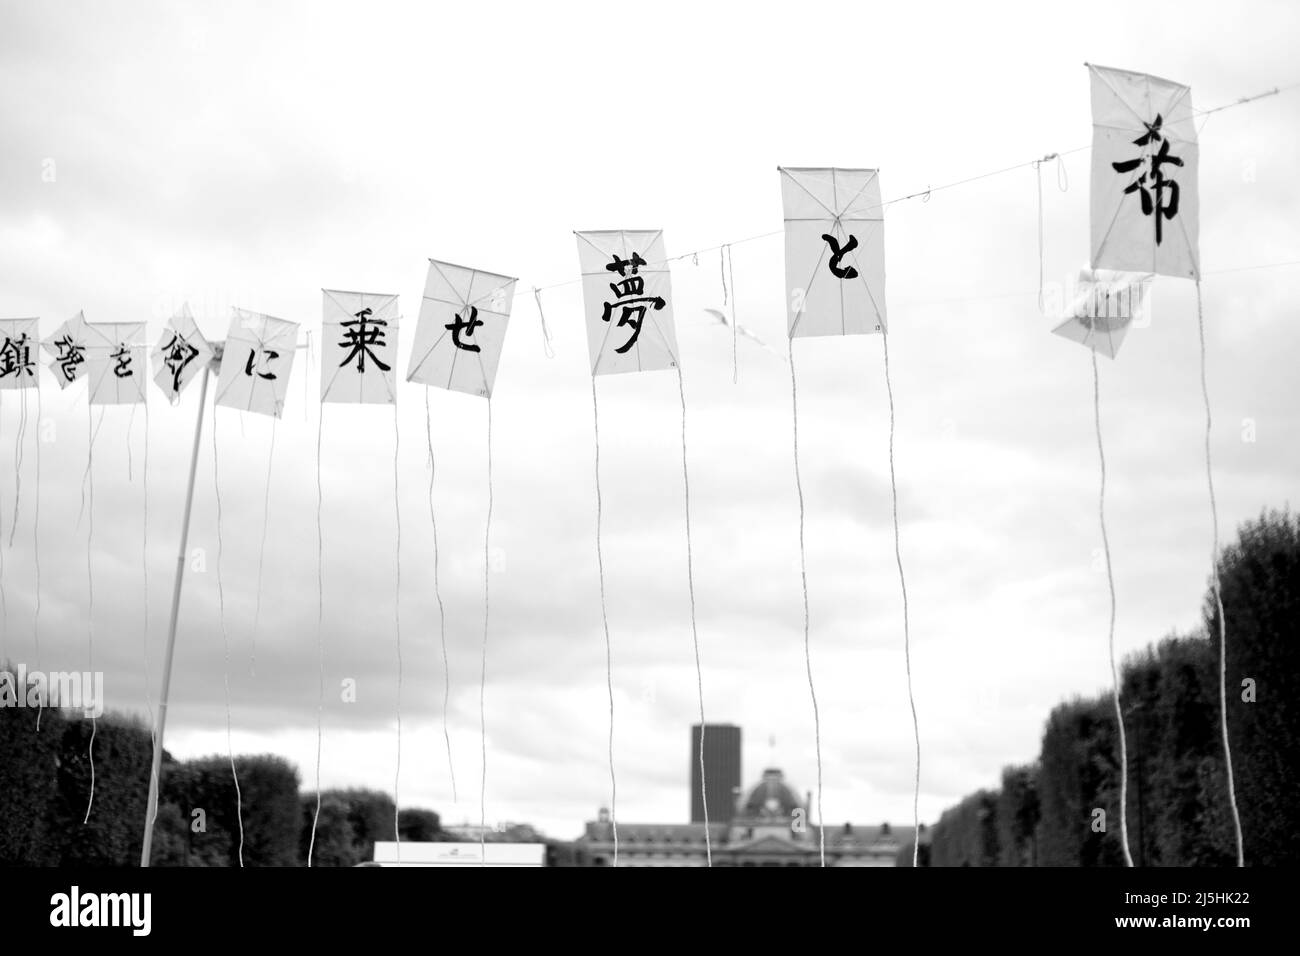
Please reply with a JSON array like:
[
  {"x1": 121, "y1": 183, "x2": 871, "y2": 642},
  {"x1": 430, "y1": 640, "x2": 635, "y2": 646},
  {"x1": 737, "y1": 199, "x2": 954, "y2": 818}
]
[
  {"x1": 308, "y1": 408, "x2": 325, "y2": 867},
  {"x1": 880, "y1": 327, "x2": 921, "y2": 868},
  {"x1": 533, "y1": 287, "x2": 555, "y2": 359},
  {"x1": 676, "y1": 366, "x2": 710, "y2": 867},
  {"x1": 1092, "y1": 346, "x2": 1134, "y2": 867},
  {"x1": 425, "y1": 391, "x2": 456, "y2": 802},
  {"x1": 788, "y1": 346, "x2": 824, "y2": 867},
  {"x1": 590, "y1": 378, "x2": 618, "y2": 865},
  {"x1": 1196, "y1": 281, "x2": 1245, "y2": 866}
]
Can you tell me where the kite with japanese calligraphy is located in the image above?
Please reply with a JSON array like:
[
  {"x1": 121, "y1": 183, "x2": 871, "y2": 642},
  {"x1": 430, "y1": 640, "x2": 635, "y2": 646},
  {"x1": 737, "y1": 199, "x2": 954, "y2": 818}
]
[
  {"x1": 215, "y1": 309, "x2": 300, "y2": 418},
  {"x1": 1089, "y1": 64, "x2": 1199, "y2": 279}
]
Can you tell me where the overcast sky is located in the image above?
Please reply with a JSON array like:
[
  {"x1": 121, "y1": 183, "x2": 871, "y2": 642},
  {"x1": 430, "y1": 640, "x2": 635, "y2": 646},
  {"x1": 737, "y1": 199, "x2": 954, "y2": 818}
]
[{"x1": 1, "y1": 0, "x2": 1297, "y2": 842}]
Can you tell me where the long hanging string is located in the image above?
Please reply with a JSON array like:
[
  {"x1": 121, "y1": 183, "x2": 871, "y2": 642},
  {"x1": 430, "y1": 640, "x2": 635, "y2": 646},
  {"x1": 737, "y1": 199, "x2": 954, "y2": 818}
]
[
  {"x1": 533, "y1": 288, "x2": 555, "y2": 359},
  {"x1": 1091, "y1": 343, "x2": 1134, "y2": 867},
  {"x1": 248, "y1": 422, "x2": 278, "y2": 677},
  {"x1": 308, "y1": 408, "x2": 325, "y2": 867},
  {"x1": 33, "y1": 385, "x2": 43, "y2": 732},
  {"x1": 212, "y1": 412, "x2": 246, "y2": 867},
  {"x1": 425, "y1": 391, "x2": 456, "y2": 802},
  {"x1": 9, "y1": 387, "x2": 28, "y2": 547},
  {"x1": 727, "y1": 245, "x2": 738, "y2": 384},
  {"x1": 590, "y1": 377, "x2": 617, "y2": 864},
  {"x1": 789, "y1": 346, "x2": 824, "y2": 866},
  {"x1": 676, "y1": 366, "x2": 711, "y2": 866},
  {"x1": 1196, "y1": 281, "x2": 1245, "y2": 866},
  {"x1": 0, "y1": 394, "x2": 6, "y2": 645},
  {"x1": 393, "y1": 407, "x2": 403, "y2": 858},
  {"x1": 880, "y1": 327, "x2": 921, "y2": 867},
  {"x1": 83, "y1": 405, "x2": 99, "y2": 825},
  {"x1": 479, "y1": 400, "x2": 494, "y2": 864},
  {"x1": 141, "y1": 400, "x2": 158, "y2": 827}
]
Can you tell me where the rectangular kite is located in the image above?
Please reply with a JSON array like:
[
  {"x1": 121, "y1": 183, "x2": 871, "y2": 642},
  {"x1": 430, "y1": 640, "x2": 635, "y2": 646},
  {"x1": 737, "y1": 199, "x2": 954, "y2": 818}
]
[
  {"x1": 0, "y1": 318, "x2": 40, "y2": 390},
  {"x1": 407, "y1": 260, "x2": 515, "y2": 399},
  {"x1": 215, "y1": 308, "x2": 300, "y2": 418},
  {"x1": 780, "y1": 167, "x2": 888, "y2": 339},
  {"x1": 85, "y1": 321, "x2": 147, "y2": 405},
  {"x1": 322, "y1": 290, "x2": 400, "y2": 404},
  {"x1": 1089, "y1": 64, "x2": 1199, "y2": 279},
  {"x1": 576, "y1": 229, "x2": 679, "y2": 376}
]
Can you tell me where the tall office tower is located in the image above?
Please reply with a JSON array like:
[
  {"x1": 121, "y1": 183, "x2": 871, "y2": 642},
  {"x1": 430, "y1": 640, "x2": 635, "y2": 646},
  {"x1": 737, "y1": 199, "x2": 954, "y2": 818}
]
[{"x1": 690, "y1": 723, "x2": 742, "y2": 824}]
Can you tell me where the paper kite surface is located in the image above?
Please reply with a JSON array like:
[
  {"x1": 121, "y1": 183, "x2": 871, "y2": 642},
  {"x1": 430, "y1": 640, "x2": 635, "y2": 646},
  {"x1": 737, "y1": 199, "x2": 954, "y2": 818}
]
[
  {"x1": 407, "y1": 261, "x2": 515, "y2": 399},
  {"x1": 780, "y1": 167, "x2": 887, "y2": 339},
  {"x1": 152, "y1": 304, "x2": 213, "y2": 401},
  {"x1": 1052, "y1": 268, "x2": 1153, "y2": 359},
  {"x1": 0, "y1": 318, "x2": 40, "y2": 390},
  {"x1": 215, "y1": 309, "x2": 300, "y2": 418},
  {"x1": 576, "y1": 230, "x2": 679, "y2": 376},
  {"x1": 41, "y1": 312, "x2": 146, "y2": 403},
  {"x1": 1089, "y1": 64, "x2": 1199, "y2": 279},
  {"x1": 323, "y1": 290, "x2": 400, "y2": 404}
]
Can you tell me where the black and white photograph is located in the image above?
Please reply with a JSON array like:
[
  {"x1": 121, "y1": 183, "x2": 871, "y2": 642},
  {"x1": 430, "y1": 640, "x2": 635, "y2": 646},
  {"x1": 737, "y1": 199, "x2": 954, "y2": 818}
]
[{"x1": 0, "y1": 0, "x2": 1296, "y2": 940}]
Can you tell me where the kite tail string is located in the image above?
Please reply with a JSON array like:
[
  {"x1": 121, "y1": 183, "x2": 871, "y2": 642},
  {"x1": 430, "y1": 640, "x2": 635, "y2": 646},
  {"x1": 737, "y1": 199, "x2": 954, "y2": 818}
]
[
  {"x1": 789, "y1": 345, "x2": 824, "y2": 867},
  {"x1": 881, "y1": 327, "x2": 921, "y2": 868},
  {"x1": 34, "y1": 385, "x2": 43, "y2": 732},
  {"x1": 213, "y1": 412, "x2": 246, "y2": 867},
  {"x1": 0, "y1": 393, "x2": 6, "y2": 645},
  {"x1": 425, "y1": 391, "x2": 456, "y2": 802},
  {"x1": 1092, "y1": 345, "x2": 1134, "y2": 867},
  {"x1": 676, "y1": 366, "x2": 711, "y2": 867},
  {"x1": 83, "y1": 406, "x2": 100, "y2": 825},
  {"x1": 9, "y1": 387, "x2": 27, "y2": 547},
  {"x1": 393, "y1": 406, "x2": 402, "y2": 860},
  {"x1": 533, "y1": 288, "x2": 555, "y2": 359},
  {"x1": 126, "y1": 404, "x2": 136, "y2": 482},
  {"x1": 141, "y1": 400, "x2": 158, "y2": 821},
  {"x1": 248, "y1": 421, "x2": 278, "y2": 678},
  {"x1": 1196, "y1": 281, "x2": 1245, "y2": 866},
  {"x1": 1034, "y1": 159, "x2": 1045, "y2": 314},
  {"x1": 479, "y1": 401, "x2": 493, "y2": 866},
  {"x1": 727, "y1": 245, "x2": 739, "y2": 384},
  {"x1": 308, "y1": 408, "x2": 325, "y2": 867},
  {"x1": 590, "y1": 378, "x2": 618, "y2": 865}
]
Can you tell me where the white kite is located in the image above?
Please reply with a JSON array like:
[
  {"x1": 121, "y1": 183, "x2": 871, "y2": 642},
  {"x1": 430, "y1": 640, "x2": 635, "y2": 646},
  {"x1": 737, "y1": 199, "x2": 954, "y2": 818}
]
[
  {"x1": 323, "y1": 290, "x2": 399, "y2": 404},
  {"x1": 1052, "y1": 269, "x2": 1153, "y2": 359},
  {"x1": 576, "y1": 230, "x2": 679, "y2": 376},
  {"x1": 215, "y1": 308, "x2": 300, "y2": 418},
  {"x1": 0, "y1": 318, "x2": 40, "y2": 390},
  {"x1": 41, "y1": 311, "x2": 92, "y2": 390},
  {"x1": 152, "y1": 304, "x2": 213, "y2": 402},
  {"x1": 85, "y1": 321, "x2": 147, "y2": 405},
  {"x1": 407, "y1": 261, "x2": 515, "y2": 399},
  {"x1": 1089, "y1": 64, "x2": 1199, "y2": 279},
  {"x1": 780, "y1": 167, "x2": 887, "y2": 338},
  {"x1": 40, "y1": 312, "x2": 145, "y2": 403}
]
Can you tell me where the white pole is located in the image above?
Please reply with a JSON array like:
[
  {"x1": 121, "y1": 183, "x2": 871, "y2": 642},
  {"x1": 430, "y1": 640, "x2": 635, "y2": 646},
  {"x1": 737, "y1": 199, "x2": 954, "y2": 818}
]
[{"x1": 140, "y1": 359, "x2": 213, "y2": 867}]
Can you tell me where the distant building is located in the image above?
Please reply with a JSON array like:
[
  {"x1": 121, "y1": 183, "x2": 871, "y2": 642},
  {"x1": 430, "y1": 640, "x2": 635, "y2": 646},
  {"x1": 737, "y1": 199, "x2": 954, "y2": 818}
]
[
  {"x1": 690, "y1": 723, "x2": 742, "y2": 824},
  {"x1": 371, "y1": 841, "x2": 544, "y2": 867},
  {"x1": 577, "y1": 767, "x2": 927, "y2": 866}
]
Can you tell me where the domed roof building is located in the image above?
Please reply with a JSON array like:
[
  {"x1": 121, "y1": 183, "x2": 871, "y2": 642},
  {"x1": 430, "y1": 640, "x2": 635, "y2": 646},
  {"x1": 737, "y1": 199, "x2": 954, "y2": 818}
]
[{"x1": 576, "y1": 763, "x2": 927, "y2": 867}]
